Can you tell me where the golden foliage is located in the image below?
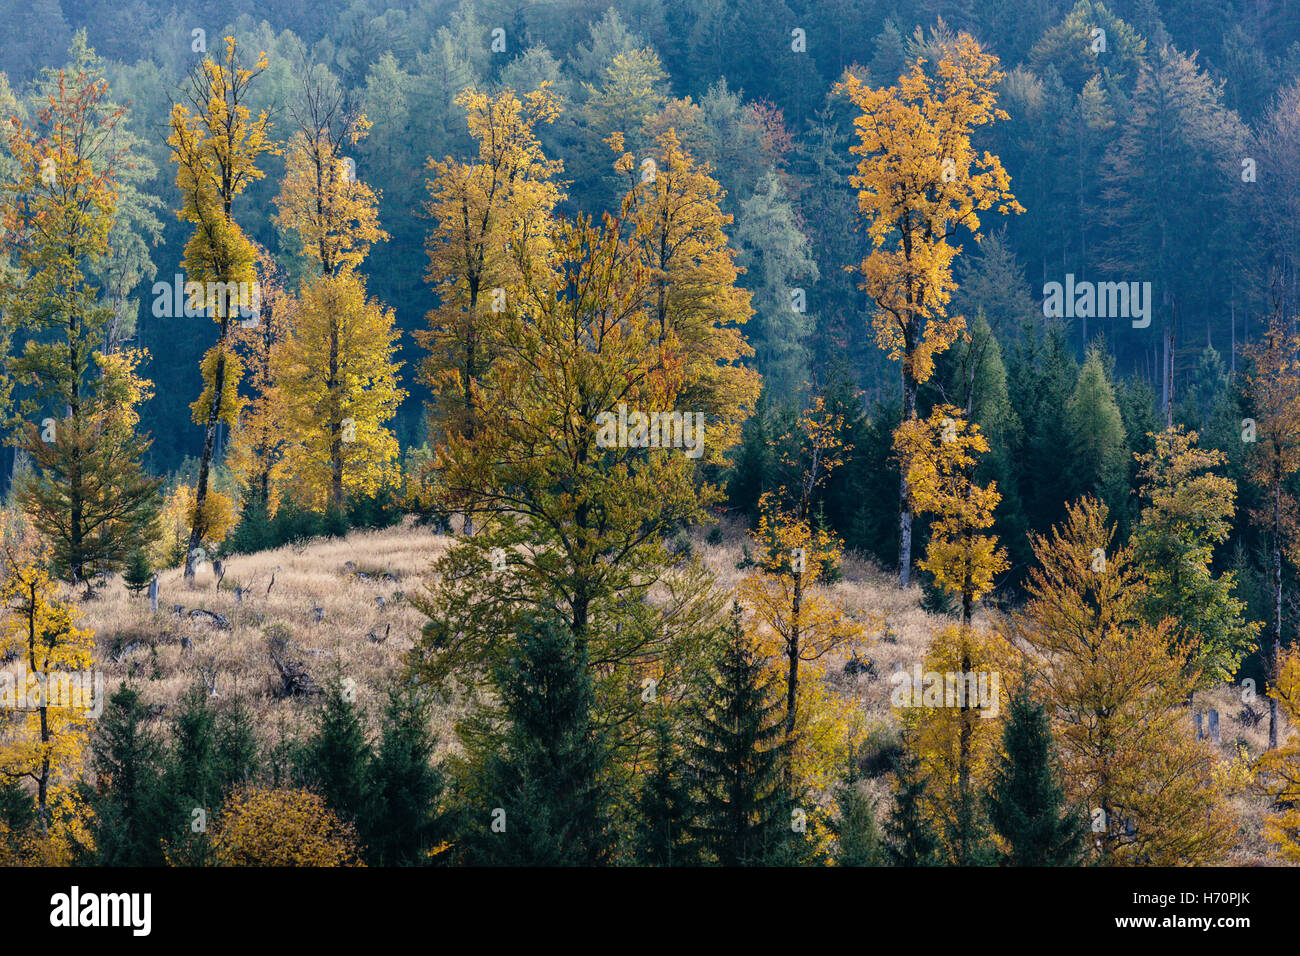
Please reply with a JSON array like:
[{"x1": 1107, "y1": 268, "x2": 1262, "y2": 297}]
[
  {"x1": 1258, "y1": 647, "x2": 1300, "y2": 862},
  {"x1": 615, "y1": 127, "x2": 760, "y2": 460},
  {"x1": 211, "y1": 786, "x2": 364, "y2": 866},
  {"x1": 419, "y1": 86, "x2": 564, "y2": 442},
  {"x1": 0, "y1": 551, "x2": 96, "y2": 837},
  {"x1": 1010, "y1": 498, "x2": 1236, "y2": 864},
  {"x1": 274, "y1": 270, "x2": 405, "y2": 511},
  {"x1": 894, "y1": 405, "x2": 1007, "y2": 609},
  {"x1": 837, "y1": 33, "x2": 1022, "y2": 397}
]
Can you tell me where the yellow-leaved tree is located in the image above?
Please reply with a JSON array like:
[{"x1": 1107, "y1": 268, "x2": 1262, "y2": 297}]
[
  {"x1": 273, "y1": 270, "x2": 405, "y2": 512},
  {"x1": 893, "y1": 405, "x2": 1011, "y2": 862},
  {"x1": 273, "y1": 76, "x2": 402, "y2": 514},
  {"x1": 211, "y1": 786, "x2": 364, "y2": 866},
  {"x1": 167, "y1": 37, "x2": 276, "y2": 579},
  {"x1": 1258, "y1": 646, "x2": 1300, "y2": 862},
  {"x1": 837, "y1": 32, "x2": 1022, "y2": 587},
  {"x1": 1009, "y1": 498, "x2": 1236, "y2": 864},
  {"x1": 273, "y1": 71, "x2": 388, "y2": 278},
  {"x1": 227, "y1": 249, "x2": 293, "y2": 515},
  {"x1": 612, "y1": 126, "x2": 760, "y2": 459},
  {"x1": 0, "y1": 549, "x2": 97, "y2": 861},
  {"x1": 418, "y1": 86, "x2": 564, "y2": 447},
  {"x1": 735, "y1": 398, "x2": 869, "y2": 841}
]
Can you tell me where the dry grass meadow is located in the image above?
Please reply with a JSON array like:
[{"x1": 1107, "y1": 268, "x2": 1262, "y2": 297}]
[{"x1": 75, "y1": 514, "x2": 1283, "y2": 862}]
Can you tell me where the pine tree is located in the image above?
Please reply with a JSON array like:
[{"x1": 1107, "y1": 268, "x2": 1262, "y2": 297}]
[
  {"x1": 686, "y1": 606, "x2": 795, "y2": 866},
  {"x1": 214, "y1": 695, "x2": 259, "y2": 793},
  {"x1": 89, "y1": 685, "x2": 167, "y2": 866},
  {"x1": 984, "y1": 684, "x2": 1087, "y2": 866},
  {"x1": 160, "y1": 684, "x2": 244, "y2": 866},
  {"x1": 457, "y1": 613, "x2": 610, "y2": 866},
  {"x1": 361, "y1": 687, "x2": 447, "y2": 867},
  {"x1": 1066, "y1": 345, "x2": 1128, "y2": 516}
]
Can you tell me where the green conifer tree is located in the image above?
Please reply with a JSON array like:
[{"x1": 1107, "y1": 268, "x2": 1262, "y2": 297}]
[
  {"x1": 984, "y1": 685, "x2": 1088, "y2": 866},
  {"x1": 686, "y1": 605, "x2": 795, "y2": 866}
]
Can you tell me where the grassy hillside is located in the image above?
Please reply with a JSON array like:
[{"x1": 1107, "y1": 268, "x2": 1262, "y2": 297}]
[{"x1": 78, "y1": 518, "x2": 1281, "y2": 863}]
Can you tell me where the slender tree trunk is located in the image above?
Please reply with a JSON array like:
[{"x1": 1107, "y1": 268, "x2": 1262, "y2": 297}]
[
  {"x1": 1270, "y1": 481, "x2": 1283, "y2": 750},
  {"x1": 329, "y1": 316, "x2": 344, "y2": 512},
  {"x1": 899, "y1": 367, "x2": 917, "y2": 589},
  {"x1": 785, "y1": 569, "x2": 803, "y2": 745},
  {"x1": 186, "y1": 320, "x2": 228, "y2": 582}
]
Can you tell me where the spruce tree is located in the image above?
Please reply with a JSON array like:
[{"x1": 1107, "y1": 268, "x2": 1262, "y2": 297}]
[
  {"x1": 215, "y1": 696, "x2": 259, "y2": 793},
  {"x1": 168, "y1": 685, "x2": 219, "y2": 808},
  {"x1": 686, "y1": 605, "x2": 795, "y2": 866},
  {"x1": 885, "y1": 748, "x2": 942, "y2": 866},
  {"x1": 122, "y1": 548, "x2": 152, "y2": 595},
  {"x1": 1067, "y1": 345, "x2": 1129, "y2": 517},
  {"x1": 985, "y1": 685, "x2": 1088, "y2": 866},
  {"x1": 632, "y1": 714, "x2": 692, "y2": 866},
  {"x1": 301, "y1": 677, "x2": 373, "y2": 826},
  {"x1": 89, "y1": 685, "x2": 168, "y2": 866},
  {"x1": 361, "y1": 687, "x2": 447, "y2": 866},
  {"x1": 459, "y1": 614, "x2": 610, "y2": 866},
  {"x1": 160, "y1": 685, "x2": 222, "y2": 865},
  {"x1": 832, "y1": 764, "x2": 884, "y2": 866}
]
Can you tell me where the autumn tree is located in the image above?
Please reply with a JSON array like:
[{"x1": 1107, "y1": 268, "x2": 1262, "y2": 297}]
[
  {"x1": 1257, "y1": 646, "x2": 1300, "y2": 862},
  {"x1": 167, "y1": 37, "x2": 276, "y2": 581},
  {"x1": 272, "y1": 271, "x2": 405, "y2": 513},
  {"x1": 892, "y1": 405, "x2": 1010, "y2": 861},
  {"x1": 1133, "y1": 426, "x2": 1258, "y2": 684},
  {"x1": 1242, "y1": 317, "x2": 1300, "y2": 748},
  {"x1": 0, "y1": 60, "x2": 161, "y2": 584},
  {"x1": 838, "y1": 33, "x2": 1022, "y2": 586},
  {"x1": 1009, "y1": 498, "x2": 1236, "y2": 864},
  {"x1": 272, "y1": 71, "x2": 401, "y2": 514},
  {"x1": 227, "y1": 249, "x2": 293, "y2": 516},
  {"x1": 736, "y1": 397, "x2": 865, "y2": 790},
  {"x1": 612, "y1": 126, "x2": 761, "y2": 457},
  {"x1": 418, "y1": 86, "x2": 564, "y2": 448},
  {"x1": 0, "y1": 550, "x2": 96, "y2": 840},
  {"x1": 273, "y1": 68, "x2": 388, "y2": 279},
  {"x1": 210, "y1": 786, "x2": 364, "y2": 866},
  {"x1": 411, "y1": 213, "x2": 737, "y2": 739},
  {"x1": 894, "y1": 405, "x2": 1007, "y2": 624}
]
